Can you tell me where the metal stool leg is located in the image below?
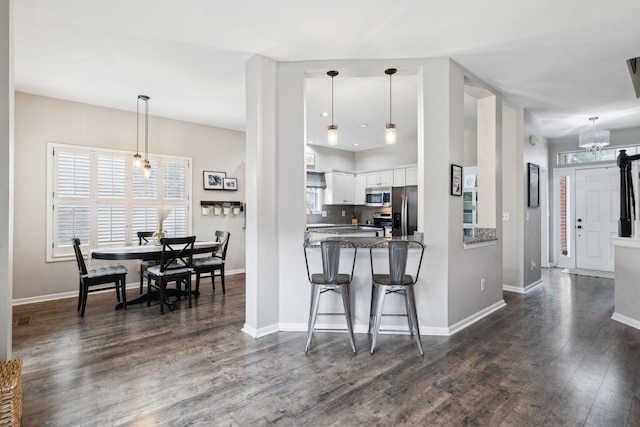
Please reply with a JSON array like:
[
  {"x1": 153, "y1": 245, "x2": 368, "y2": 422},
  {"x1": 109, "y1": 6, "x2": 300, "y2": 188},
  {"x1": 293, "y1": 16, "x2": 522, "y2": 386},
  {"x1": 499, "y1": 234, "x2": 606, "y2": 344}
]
[
  {"x1": 370, "y1": 285, "x2": 387, "y2": 354},
  {"x1": 340, "y1": 284, "x2": 357, "y2": 353},
  {"x1": 405, "y1": 286, "x2": 423, "y2": 356},
  {"x1": 305, "y1": 285, "x2": 322, "y2": 353}
]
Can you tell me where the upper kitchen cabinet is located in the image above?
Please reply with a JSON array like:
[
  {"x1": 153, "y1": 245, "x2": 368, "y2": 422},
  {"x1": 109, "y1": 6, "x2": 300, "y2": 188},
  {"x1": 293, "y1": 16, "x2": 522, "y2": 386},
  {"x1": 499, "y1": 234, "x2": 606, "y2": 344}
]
[
  {"x1": 366, "y1": 170, "x2": 393, "y2": 187},
  {"x1": 354, "y1": 173, "x2": 367, "y2": 205},
  {"x1": 393, "y1": 166, "x2": 418, "y2": 187},
  {"x1": 324, "y1": 171, "x2": 354, "y2": 204}
]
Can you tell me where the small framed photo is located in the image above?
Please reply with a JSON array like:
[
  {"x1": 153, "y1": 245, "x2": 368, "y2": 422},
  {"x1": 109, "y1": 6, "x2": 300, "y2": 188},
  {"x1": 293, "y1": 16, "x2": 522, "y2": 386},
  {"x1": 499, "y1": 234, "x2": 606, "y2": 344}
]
[
  {"x1": 450, "y1": 164, "x2": 462, "y2": 196},
  {"x1": 203, "y1": 171, "x2": 225, "y2": 190},
  {"x1": 528, "y1": 163, "x2": 540, "y2": 208},
  {"x1": 223, "y1": 177, "x2": 238, "y2": 191}
]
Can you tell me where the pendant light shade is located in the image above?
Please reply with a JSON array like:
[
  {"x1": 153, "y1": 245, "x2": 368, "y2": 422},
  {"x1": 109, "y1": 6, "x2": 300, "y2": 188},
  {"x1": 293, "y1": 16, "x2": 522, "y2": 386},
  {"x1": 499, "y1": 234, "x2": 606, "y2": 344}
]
[
  {"x1": 579, "y1": 116, "x2": 610, "y2": 153},
  {"x1": 137, "y1": 95, "x2": 152, "y2": 179},
  {"x1": 385, "y1": 68, "x2": 397, "y2": 145},
  {"x1": 327, "y1": 70, "x2": 339, "y2": 146}
]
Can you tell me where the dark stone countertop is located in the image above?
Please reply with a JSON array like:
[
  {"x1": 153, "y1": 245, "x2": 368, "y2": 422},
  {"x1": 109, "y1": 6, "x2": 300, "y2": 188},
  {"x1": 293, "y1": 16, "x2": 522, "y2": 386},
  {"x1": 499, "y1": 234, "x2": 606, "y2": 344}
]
[{"x1": 304, "y1": 235, "x2": 424, "y2": 249}]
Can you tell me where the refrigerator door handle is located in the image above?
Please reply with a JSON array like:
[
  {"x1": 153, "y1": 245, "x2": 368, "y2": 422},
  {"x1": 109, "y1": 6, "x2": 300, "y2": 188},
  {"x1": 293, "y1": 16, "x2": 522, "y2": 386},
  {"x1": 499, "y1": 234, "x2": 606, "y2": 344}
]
[{"x1": 402, "y1": 194, "x2": 407, "y2": 235}]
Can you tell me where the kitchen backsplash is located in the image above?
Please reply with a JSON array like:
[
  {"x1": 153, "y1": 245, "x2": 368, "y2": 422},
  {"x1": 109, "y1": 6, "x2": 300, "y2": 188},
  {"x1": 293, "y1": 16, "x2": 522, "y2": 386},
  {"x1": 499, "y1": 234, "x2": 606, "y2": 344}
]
[{"x1": 307, "y1": 205, "x2": 389, "y2": 225}]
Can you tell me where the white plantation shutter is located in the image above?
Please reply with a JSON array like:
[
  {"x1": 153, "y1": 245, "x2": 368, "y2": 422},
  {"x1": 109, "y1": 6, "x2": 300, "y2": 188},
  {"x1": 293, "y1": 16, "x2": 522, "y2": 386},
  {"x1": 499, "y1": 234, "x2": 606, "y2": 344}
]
[
  {"x1": 47, "y1": 143, "x2": 191, "y2": 260},
  {"x1": 131, "y1": 206, "x2": 158, "y2": 241}
]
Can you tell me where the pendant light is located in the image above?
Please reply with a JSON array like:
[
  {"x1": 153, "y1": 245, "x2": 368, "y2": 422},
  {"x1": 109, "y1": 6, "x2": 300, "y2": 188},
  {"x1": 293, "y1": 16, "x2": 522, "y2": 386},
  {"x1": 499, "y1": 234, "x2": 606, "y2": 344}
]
[
  {"x1": 133, "y1": 95, "x2": 144, "y2": 169},
  {"x1": 385, "y1": 68, "x2": 397, "y2": 145},
  {"x1": 578, "y1": 116, "x2": 610, "y2": 154},
  {"x1": 327, "y1": 70, "x2": 338, "y2": 146},
  {"x1": 138, "y1": 95, "x2": 152, "y2": 179}
]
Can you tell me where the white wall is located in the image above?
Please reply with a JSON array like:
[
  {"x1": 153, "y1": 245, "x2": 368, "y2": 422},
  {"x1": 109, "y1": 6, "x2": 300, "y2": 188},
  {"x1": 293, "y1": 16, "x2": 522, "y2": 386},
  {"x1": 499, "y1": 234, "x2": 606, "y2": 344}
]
[
  {"x1": 13, "y1": 92, "x2": 246, "y2": 300},
  {"x1": 0, "y1": 0, "x2": 14, "y2": 360},
  {"x1": 354, "y1": 143, "x2": 417, "y2": 171},
  {"x1": 305, "y1": 145, "x2": 354, "y2": 171}
]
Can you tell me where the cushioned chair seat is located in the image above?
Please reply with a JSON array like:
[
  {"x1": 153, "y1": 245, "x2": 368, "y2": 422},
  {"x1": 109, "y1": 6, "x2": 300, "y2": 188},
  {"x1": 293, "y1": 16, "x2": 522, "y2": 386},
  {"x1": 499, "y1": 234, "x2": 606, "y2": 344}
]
[
  {"x1": 84, "y1": 264, "x2": 127, "y2": 279},
  {"x1": 372, "y1": 274, "x2": 415, "y2": 286},
  {"x1": 147, "y1": 265, "x2": 192, "y2": 276},
  {"x1": 311, "y1": 273, "x2": 350, "y2": 285},
  {"x1": 192, "y1": 257, "x2": 223, "y2": 268}
]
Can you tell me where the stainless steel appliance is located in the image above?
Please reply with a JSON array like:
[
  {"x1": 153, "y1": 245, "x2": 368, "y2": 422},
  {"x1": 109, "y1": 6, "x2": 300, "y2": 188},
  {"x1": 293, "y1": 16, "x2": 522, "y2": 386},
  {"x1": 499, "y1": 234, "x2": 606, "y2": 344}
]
[
  {"x1": 373, "y1": 212, "x2": 393, "y2": 237},
  {"x1": 392, "y1": 186, "x2": 418, "y2": 236},
  {"x1": 365, "y1": 186, "x2": 392, "y2": 207}
]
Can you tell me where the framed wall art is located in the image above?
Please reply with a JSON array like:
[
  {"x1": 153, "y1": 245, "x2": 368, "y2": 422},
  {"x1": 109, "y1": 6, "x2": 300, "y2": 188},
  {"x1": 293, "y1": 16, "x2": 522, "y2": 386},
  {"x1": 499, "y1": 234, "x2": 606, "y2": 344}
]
[
  {"x1": 203, "y1": 171, "x2": 225, "y2": 190},
  {"x1": 223, "y1": 178, "x2": 238, "y2": 191},
  {"x1": 450, "y1": 164, "x2": 462, "y2": 196},
  {"x1": 528, "y1": 162, "x2": 540, "y2": 208}
]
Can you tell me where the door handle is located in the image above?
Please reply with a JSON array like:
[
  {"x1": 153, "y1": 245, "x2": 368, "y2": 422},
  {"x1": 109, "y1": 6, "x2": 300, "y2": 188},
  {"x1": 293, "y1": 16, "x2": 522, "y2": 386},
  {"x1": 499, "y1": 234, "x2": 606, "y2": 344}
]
[{"x1": 577, "y1": 218, "x2": 582, "y2": 222}]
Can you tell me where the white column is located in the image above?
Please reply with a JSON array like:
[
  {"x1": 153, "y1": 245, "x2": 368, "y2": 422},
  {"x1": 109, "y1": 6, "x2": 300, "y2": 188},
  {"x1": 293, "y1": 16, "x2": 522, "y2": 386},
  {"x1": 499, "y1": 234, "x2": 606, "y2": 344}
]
[
  {"x1": 243, "y1": 55, "x2": 280, "y2": 336},
  {"x1": 0, "y1": 0, "x2": 14, "y2": 360}
]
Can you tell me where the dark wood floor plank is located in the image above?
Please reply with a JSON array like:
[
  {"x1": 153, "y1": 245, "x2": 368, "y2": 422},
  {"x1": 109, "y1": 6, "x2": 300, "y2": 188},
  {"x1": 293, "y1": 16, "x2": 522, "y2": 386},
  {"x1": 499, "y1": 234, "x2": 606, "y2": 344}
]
[{"x1": 12, "y1": 268, "x2": 640, "y2": 426}]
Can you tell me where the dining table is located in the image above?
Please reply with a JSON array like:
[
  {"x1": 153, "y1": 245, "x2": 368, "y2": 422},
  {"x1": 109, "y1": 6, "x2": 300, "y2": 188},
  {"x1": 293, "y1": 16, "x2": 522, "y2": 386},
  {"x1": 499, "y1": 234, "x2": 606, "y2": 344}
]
[{"x1": 90, "y1": 240, "x2": 221, "y2": 310}]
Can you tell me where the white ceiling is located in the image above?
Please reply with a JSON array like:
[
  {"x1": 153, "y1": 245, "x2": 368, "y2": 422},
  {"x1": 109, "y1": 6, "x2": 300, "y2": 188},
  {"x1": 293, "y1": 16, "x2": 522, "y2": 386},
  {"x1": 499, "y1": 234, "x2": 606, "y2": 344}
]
[{"x1": 13, "y1": 0, "x2": 640, "y2": 152}]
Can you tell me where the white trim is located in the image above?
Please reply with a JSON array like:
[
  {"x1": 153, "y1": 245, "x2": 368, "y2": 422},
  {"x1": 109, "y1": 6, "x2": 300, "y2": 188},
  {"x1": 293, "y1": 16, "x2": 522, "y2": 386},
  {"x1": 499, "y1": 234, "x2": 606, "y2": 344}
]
[
  {"x1": 503, "y1": 279, "x2": 543, "y2": 294},
  {"x1": 612, "y1": 237, "x2": 640, "y2": 249},
  {"x1": 242, "y1": 322, "x2": 280, "y2": 338},
  {"x1": 446, "y1": 300, "x2": 506, "y2": 335},
  {"x1": 463, "y1": 240, "x2": 497, "y2": 250},
  {"x1": 612, "y1": 312, "x2": 640, "y2": 331}
]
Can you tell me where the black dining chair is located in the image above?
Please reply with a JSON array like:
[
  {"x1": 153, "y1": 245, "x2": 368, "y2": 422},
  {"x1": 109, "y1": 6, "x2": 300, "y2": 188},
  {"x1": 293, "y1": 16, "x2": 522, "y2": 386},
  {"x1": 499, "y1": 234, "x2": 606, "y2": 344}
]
[
  {"x1": 193, "y1": 230, "x2": 230, "y2": 295},
  {"x1": 137, "y1": 231, "x2": 156, "y2": 294},
  {"x1": 146, "y1": 236, "x2": 196, "y2": 314},
  {"x1": 71, "y1": 238, "x2": 128, "y2": 317}
]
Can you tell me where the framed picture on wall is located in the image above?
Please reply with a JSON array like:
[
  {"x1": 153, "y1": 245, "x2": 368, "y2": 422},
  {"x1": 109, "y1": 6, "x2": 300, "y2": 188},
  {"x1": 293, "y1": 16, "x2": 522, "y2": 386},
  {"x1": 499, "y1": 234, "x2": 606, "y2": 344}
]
[
  {"x1": 223, "y1": 178, "x2": 238, "y2": 191},
  {"x1": 450, "y1": 164, "x2": 462, "y2": 196},
  {"x1": 528, "y1": 163, "x2": 540, "y2": 208},
  {"x1": 203, "y1": 171, "x2": 225, "y2": 190}
]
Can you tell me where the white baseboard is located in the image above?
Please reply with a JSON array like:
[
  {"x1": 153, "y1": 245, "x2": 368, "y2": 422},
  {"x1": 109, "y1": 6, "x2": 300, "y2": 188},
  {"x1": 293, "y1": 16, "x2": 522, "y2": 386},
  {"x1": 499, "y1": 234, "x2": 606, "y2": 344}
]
[
  {"x1": 612, "y1": 312, "x2": 640, "y2": 331},
  {"x1": 446, "y1": 300, "x2": 506, "y2": 336},
  {"x1": 242, "y1": 322, "x2": 280, "y2": 338},
  {"x1": 12, "y1": 269, "x2": 246, "y2": 306},
  {"x1": 503, "y1": 279, "x2": 543, "y2": 294}
]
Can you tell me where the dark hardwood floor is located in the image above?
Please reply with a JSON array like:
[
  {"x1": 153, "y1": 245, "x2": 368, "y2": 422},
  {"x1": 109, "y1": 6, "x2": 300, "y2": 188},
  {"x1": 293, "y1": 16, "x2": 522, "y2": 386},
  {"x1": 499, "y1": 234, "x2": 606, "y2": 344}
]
[{"x1": 12, "y1": 269, "x2": 640, "y2": 426}]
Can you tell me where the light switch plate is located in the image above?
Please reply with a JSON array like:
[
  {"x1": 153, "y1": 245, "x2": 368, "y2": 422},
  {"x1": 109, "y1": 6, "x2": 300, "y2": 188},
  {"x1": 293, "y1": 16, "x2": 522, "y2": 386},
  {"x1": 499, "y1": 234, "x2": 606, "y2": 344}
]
[{"x1": 502, "y1": 212, "x2": 509, "y2": 221}]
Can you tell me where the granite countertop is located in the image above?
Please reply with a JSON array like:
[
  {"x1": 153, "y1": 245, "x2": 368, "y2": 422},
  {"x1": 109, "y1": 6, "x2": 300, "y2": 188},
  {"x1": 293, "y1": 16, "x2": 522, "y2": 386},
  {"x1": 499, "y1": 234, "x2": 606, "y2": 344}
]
[
  {"x1": 308, "y1": 225, "x2": 384, "y2": 235},
  {"x1": 304, "y1": 235, "x2": 424, "y2": 249}
]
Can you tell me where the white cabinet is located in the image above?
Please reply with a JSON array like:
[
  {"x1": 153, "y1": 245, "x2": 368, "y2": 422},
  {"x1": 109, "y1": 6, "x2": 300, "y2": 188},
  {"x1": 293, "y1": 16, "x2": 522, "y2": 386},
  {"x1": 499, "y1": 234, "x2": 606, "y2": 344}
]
[
  {"x1": 366, "y1": 170, "x2": 393, "y2": 187},
  {"x1": 405, "y1": 166, "x2": 418, "y2": 185},
  {"x1": 324, "y1": 172, "x2": 354, "y2": 204},
  {"x1": 354, "y1": 173, "x2": 367, "y2": 205},
  {"x1": 393, "y1": 168, "x2": 405, "y2": 187}
]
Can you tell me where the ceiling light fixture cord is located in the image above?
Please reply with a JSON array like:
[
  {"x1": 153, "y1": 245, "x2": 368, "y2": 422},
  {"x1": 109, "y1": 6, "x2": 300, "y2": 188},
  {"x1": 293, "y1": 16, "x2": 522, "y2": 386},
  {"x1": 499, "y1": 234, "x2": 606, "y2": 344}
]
[{"x1": 327, "y1": 70, "x2": 339, "y2": 146}]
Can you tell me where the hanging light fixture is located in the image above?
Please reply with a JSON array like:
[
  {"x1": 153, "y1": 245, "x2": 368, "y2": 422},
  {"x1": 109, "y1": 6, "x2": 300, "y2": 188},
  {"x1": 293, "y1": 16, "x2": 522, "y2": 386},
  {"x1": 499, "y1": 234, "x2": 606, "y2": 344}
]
[
  {"x1": 579, "y1": 116, "x2": 610, "y2": 154},
  {"x1": 327, "y1": 70, "x2": 338, "y2": 146},
  {"x1": 385, "y1": 68, "x2": 397, "y2": 145},
  {"x1": 132, "y1": 96, "x2": 144, "y2": 169},
  {"x1": 137, "y1": 95, "x2": 152, "y2": 179}
]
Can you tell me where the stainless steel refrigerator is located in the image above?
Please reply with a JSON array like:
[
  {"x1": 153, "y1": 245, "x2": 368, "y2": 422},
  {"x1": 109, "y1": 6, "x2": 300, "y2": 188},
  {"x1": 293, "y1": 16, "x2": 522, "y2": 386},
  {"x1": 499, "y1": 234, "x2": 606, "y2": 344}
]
[{"x1": 392, "y1": 186, "x2": 418, "y2": 236}]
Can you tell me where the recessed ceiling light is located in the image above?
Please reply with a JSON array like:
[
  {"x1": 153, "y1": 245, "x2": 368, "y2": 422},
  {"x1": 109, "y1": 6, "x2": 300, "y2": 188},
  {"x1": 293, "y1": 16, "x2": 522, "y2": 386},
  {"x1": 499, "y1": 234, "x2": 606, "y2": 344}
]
[
  {"x1": 353, "y1": 143, "x2": 360, "y2": 146},
  {"x1": 320, "y1": 112, "x2": 331, "y2": 118},
  {"x1": 359, "y1": 124, "x2": 369, "y2": 128}
]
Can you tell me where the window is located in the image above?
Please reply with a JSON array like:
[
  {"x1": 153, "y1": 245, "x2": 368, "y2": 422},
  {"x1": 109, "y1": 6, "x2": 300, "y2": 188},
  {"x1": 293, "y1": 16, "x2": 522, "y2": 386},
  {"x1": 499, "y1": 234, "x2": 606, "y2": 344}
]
[
  {"x1": 47, "y1": 143, "x2": 192, "y2": 261},
  {"x1": 558, "y1": 145, "x2": 638, "y2": 165}
]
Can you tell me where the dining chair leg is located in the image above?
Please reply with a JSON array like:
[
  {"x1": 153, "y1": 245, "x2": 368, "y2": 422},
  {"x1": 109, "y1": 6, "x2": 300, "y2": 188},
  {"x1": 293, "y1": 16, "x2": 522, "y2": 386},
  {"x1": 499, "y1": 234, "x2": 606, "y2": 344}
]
[
  {"x1": 187, "y1": 277, "x2": 192, "y2": 308},
  {"x1": 147, "y1": 276, "x2": 152, "y2": 307},
  {"x1": 340, "y1": 284, "x2": 357, "y2": 353},
  {"x1": 195, "y1": 272, "x2": 201, "y2": 296},
  {"x1": 77, "y1": 278, "x2": 83, "y2": 311},
  {"x1": 80, "y1": 285, "x2": 89, "y2": 317},
  {"x1": 305, "y1": 286, "x2": 322, "y2": 353},
  {"x1": 368, "y1": 282, "x2": 378, "y2": 334},
  {"x1": 220, "y1": 265, "x2": 226, "y2": 294},
  {"x1": 121, "y1": 277, "x2": 127, "y2": 310},
  {"x1": 139, "y1": 269, "x2": 144, "y2": 295},
  {"x1": 370, "y1": 285, "x2": 386, "y2": 354}
]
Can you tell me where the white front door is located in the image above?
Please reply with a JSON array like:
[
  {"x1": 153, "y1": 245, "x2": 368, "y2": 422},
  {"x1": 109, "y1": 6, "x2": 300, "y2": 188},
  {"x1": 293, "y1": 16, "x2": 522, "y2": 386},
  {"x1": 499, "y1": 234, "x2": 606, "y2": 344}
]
[{"x1": 575, "y1": 167, "x2": 619, "y2": 271}]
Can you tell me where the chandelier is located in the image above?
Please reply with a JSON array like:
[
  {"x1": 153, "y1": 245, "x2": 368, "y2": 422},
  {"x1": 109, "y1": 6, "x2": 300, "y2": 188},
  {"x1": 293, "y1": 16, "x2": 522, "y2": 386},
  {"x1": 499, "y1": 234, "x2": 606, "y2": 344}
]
[{"x1": 578, "y1": 117, "x2": 610, "y2": 153}]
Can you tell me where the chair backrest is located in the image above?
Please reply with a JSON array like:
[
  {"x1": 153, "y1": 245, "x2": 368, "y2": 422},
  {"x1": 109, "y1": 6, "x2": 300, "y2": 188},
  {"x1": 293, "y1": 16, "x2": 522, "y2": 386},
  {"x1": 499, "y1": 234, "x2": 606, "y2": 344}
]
[
  {"x1": 71, "y1": 237, "x2": 88, "y2": 275},
  {"x1": 385, "y1": 240, "x2": 425, "y2": 285},
  {"x1": 158, "y1": 236, "x2": 196, "y2": 273},
  {"x1": 214, "y1": 230, "x2": 231, "y2": 260},
  {"x1": 137, "y1": 231, "x2": 155, "y2": 245},
  {"x1": 304, "y1": 240, "x2": 357, "y2": 285}
]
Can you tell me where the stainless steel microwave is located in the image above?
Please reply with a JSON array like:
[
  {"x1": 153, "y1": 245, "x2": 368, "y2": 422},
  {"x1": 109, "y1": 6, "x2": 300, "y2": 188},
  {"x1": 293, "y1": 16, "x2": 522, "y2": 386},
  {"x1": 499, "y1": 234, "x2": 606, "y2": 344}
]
[{"x1": 365, "y1": 186, "x2": 392, "y2": 207}]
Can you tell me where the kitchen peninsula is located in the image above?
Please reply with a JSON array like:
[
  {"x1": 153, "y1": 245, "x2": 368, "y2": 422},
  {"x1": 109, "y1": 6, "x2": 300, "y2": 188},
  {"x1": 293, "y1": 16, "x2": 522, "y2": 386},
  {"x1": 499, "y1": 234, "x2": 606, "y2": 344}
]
[{"x1": 303, "y1": 233, "x2": 424, "y2": 334}]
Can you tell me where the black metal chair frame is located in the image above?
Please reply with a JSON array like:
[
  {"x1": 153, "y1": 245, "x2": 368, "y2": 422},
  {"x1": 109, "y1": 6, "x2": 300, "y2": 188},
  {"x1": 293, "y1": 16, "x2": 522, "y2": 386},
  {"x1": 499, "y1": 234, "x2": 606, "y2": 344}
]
[
  {"x1": 303, "y1": 240, "x2": 357, "y2": 353},
  {"x1": 137, "y1": 231, "x2": 156, "y2": 294},
  {"x1": 194, "y1": 231, "x2": 230, "y2": 295},
  {"x1": 72, "y1": 237, "x2": 127, "y2": 317},
  {"x1": 369, "y1": 240, "x2": 425, "y2": 356},
  {"x1": 146, "y1": 236, "x2": 196, "y2": 314}
]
